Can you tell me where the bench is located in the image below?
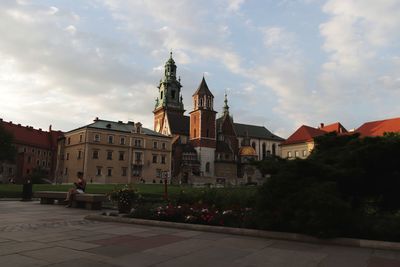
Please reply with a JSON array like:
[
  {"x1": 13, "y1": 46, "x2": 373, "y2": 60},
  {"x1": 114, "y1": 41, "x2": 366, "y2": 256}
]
[{"x1": 34, "y1": 191, "x2": 106, "y2": 210}]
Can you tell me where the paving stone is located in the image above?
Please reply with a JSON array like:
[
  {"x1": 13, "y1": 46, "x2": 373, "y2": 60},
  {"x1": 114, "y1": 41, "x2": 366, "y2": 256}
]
[
  {"x1": 85, "y1": 245, "x2": 138, "y2": 258},
  {"x1": 213, "y1": 236, "x2": 274, "y2": 251},
  {"x1": 318, "y1": 245, "x2": 372, "y2": 267},
  {"x1": 20, "y1": 246, "x2": 96, "y2": 264},
  {"x1": 44, "y1": 257, "x2": 120, "y2": 267},
  {"x1": 0, "y1": 253, "x2": 48, "y2": 267},
  {"x1": 91, "y1": 235, "x2": 144, "y2": 246},
  {"x1": 154, "y1": 245, "x2": 252, "y2": 267},
  {"x1": 234, "y1": 247, "x2": 327, "y2": 267},
  {"x1": 170, "y1": 230, "x2": 203, "y2": 238},
  {"x1": 73, "y1": 233, "x2": 120, "y2": 242},
  {"x1": 0, "y1": 241, "x2": 52, "y2": 256},
  {"x1": 96, "y1": 226, "x2": 149, "y2": 235},
  {"x1": 144, "y1": 238, "x2": 213, "y2": 257},
  {"x1": 48, "y1": 239, "x2": 101, "y2": 250},
  {"x1": 106, "y1": 252, "x2": 173, "y2": 267},
  {"x1": 368, "y1": 257, "x2": 400, "y2": 267}
]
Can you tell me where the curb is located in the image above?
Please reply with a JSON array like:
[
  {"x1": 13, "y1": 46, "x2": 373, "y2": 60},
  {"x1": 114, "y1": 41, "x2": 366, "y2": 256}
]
[{"x1": 85, "y1": 214, "x2": 400, "y2": 251}]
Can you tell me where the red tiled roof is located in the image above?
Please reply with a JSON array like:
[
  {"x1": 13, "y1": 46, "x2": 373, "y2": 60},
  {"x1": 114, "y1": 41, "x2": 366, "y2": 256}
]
[
  {"x1": 281, "y1": 125, "x2": 327, "y2": 146},
  {"x1": 0, "y1": 120, "x2": 63, "y2": 149},
  {"x1": 320, "y1": 122, "x2": 348, "y2": 133},
  {"x1": 356, "y1": 117, "x2": 400, "y2": 137}
]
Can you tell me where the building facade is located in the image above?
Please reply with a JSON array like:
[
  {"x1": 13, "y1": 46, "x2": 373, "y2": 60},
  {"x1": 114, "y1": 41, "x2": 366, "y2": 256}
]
[
  {"x1": 152, "y1": 54, "x2": 284, "y2": 186},
  {"x1": 56, "y1": 119, "x2": 172, "y2": 184},
  {"x1": 0, "y1": 119, "x2": 62, "y2": 184}
]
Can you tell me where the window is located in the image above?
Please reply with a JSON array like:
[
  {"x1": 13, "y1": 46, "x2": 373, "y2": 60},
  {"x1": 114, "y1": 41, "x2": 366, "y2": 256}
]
[
  {"x1": 119, "y1": 152, "x2": 124, "y2": 161},
  {"x1": 108, "y1": 135, "x2": 114, "y2": 144},
  {"x1": 162, "y1": 143, "x2": 166, "y2": 150},
  {"x1": 66, "y1": 153, "x2": 69, "y2": 160},
  {"x1": 194, "y1": 129, "x2": 197, "y2": 137},
  {"x1": 303, "y1": 150, "x2": 307, "y2": 157},
  {"x1": 37, "y1": 150, "x2": 41, "y2": 156},
  {"x1": 49, "y1": 152, "x2": 52, "y2": 157},
  {"x1": 67, "y1": 137, "x2": 71, "y2": 145},
  {"x1": 107, "y1": 168, "x2": 112, "y2": 177},
  {"x1": 65, "y1": 168, "x2": 68, "y2": 175},
  {"x1": 205, "y1": 162, "x2": 210, "y2": 173},
  {"x1": 136, "y1": 126, "x2": 141, "y2": 133},
  {"x1": 107, "y1": 151, "x2": 113, "y2": 160},
  {"x1": 135, "y1": 152, "x2": 142, "y2": 162},
  {"x1": 8, "y1": 168, "x2": 13, "y2": 175},
  {"x1": 161, "y1": 155, "x2": 166, "y2": 164},
  {"x1": 27, "y1": 156, "x2": 31, "y2": 163},
  {"x1": 120, "y1": 137, "x2": 126, "y2": 145},
  {"x1": 272, "y1": 144, "x2": 276, "y2": 156},
  {"x1": 93, "y1": 150, "x2": 99, "y2": 159},
  {"x1": 206, "y1": 129, "x2": 209, "y2": 137},
  {"x1": 43, "y1": 151, "x2": 47, "y2": 157},
  {"x1": 96, "y1": 167, "x2": 102, "y2": 176},
  {"x1": 153, "y1": 141, "x2": 158, "y2": 149},
  {"x1": 122, "y1": 167, "x2": 127, "y2": 177},
  {"x1": 194, "y1": 100, "x2": 197, "y2": 108},
  {"x1": 295, "y1": 151, "x2": 299, "y2": 158},
  {"x1": 171, "y1": 90, "x2": 176, "y2": 99},
  {"x1": 199, "y1": 98, "x2": 203, "y2": 107},
  {"x1": 42, "y1": 161, "x2": 46, "y2": 167},
  {"x1": 156, "y1": 169, "x2": 162, "y2": 178},
  {"x1": 251, "y1": 142, "x2": 256, "y2": 150},
  {"x1": 160, "y1": 91, "x2": 163, "y2": 100},
  {"x1": 77, "y1": 151, "x2": 82, "y2": 159},
  {"x1": 134, "y1": 139, "x2": 141, "y2": 147},
  {"x1": 152, "y1": 155, "x2": 157, "y2": 163},
  {"x1": 23, "y1": 147, "x2": 27, "y2": 153},
  {"x1": 287, "y1": 151, "x2": 292, "y2": 158},
  {"x1": 262, "y1": 143, "x2": 266, "y2": 159},
  {"x1": 94, "y1": 134, "x2": 100, "y2": 142},
  {"x1": 32, "y1": 148, "x2": 35, "y2": 153},
  {"x1": 79, "y1": 134, "x2": 83, "y2": 142}
]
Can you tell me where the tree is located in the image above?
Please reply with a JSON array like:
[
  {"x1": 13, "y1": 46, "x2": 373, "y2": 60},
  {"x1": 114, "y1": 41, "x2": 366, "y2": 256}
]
[{"x1": 0, "y1": 124, "x2": 16, "y2": 162}]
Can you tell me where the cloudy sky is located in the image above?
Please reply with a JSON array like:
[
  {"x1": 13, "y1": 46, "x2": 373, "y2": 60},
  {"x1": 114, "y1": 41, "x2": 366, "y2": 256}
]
[{"x1": 0, "y1": 0, "x2": 399, "y2": 137}]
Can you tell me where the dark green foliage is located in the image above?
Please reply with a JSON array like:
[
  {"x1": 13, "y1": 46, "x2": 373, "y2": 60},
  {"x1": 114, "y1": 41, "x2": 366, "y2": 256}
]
[
  {"x1": 0, "y1": 124, "x2": 16, "y2": 162},
  {"x1": 256, "y1": 133, "x2": 400, "y2": 240},
  {"x1": 30, "y1": 168, "x2": 49, "y2": 184}
]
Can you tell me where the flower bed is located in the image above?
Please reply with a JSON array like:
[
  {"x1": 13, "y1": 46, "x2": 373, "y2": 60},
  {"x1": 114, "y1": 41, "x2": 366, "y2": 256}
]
[{"x1": 126, "y1": 203, "x2": 257, "y2": 228}]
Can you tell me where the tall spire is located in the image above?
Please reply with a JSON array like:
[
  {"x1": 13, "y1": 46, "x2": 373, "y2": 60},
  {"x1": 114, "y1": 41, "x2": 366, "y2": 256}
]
[{"x1": 223, "y1": 92, "x2": 229, "y2": 116}]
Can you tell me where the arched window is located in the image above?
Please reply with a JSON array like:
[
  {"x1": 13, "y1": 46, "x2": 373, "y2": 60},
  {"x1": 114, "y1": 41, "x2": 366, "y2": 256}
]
[
  {"x1": 194, "y1": 100, "x2": 197, "y2": 108},
  {"x1": 272, "y1": 144, "x2": 276, "y2": 156},
  {"x1": 206, "y1": 129, "x2": 209, "y2": 137},
  {"x1": 252, "y1": 142, "x2": 256, "y2": 150},
  {"x1": 262, "y1": 143, "x2": 266, "y2": 159},
  {"x1": 199, "y1": 98, "x2": 203, "y2": 107},
  {"x1": 160, "y1": 91, "x2": 163, "y2": 100},
  {"x1": 194, "y1": 129, "x2": 197, "y2": 138},
  {"x1": 205, "y1": 162, "x2": 210, "y2": 173}
]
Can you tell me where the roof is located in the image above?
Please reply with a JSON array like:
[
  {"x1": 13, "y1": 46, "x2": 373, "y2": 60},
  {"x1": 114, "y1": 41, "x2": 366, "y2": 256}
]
[
  {"x1": 281, "y1": 125, "x2": 327, "y2": 146},
  {"x1": 69, "y1": 119, "x2": 169, "y2": 138},
  {"x1": 233, "y1": 122, "x2": 284, "y2": 141},
  {"x1": 356, "y1": 117, "x2": 400, "y2": 137},
  {"x1": 216, "y1": 141, "x2": 233, "y2": 153},
  {"x1": 239, "y1": 146, "x2": 257, "y2": 156},
  {"x1": 0, "y1": 120, "x2": 62, "y2": 149},
  {"x1": 167, "y1": 114, "x2": 190, "y2": 136},
  {"x1": 192, "y1": 77, "x2": 214, "y2": 97},
  {"x1": 320, "y1": 122, "x2": 348, "y2": 133}
]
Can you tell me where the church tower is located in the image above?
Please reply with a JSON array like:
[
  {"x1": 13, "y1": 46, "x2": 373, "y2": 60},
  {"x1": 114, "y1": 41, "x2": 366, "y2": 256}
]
[
  {"x1": 153, "y1": 52, "x2": 185, "y2": 134},
  {"x1": 189, "y1": 77, "x2": 217, "y2": 176}
]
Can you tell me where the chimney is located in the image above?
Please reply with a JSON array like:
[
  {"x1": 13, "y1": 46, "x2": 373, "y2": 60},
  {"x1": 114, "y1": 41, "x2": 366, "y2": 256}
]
[
  {"x1": 320, "y1": 123, "x2": 324, "y2": 128},
  {"x1": 39, "y1": 128, "x2": 42, "y2": 131},
  {"x1": 18, "y1": 124, "x2": 21, "y2": 127},
  {"x1": 94, "y1": 117, "x2": 99, "y2": 121},
  {"x1": 0, "y1": 118, "x2": 2, "y2": 122},
  {"x1": 49, "y1": 125, "x2": 52, "y2": 132}
]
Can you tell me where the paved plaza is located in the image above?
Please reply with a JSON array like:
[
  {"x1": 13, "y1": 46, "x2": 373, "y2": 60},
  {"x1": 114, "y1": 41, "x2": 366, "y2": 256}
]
[{"x1": 1, "y1": 201, "x2": 400, "y2": 266}]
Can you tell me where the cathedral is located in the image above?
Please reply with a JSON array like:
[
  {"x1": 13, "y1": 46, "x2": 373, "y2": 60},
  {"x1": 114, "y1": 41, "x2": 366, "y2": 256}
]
[{"x1": 153, "y1": 53, "x2": 284, "y2": 185}]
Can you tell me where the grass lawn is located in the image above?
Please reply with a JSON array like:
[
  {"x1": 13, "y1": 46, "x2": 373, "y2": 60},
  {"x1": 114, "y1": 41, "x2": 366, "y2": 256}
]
[
  {"x1": 0, "y1": 183, "x2": 222, "y2": 198},
  {"x1": 0, "y1": 183, "x2": 257, "y2": 199}
]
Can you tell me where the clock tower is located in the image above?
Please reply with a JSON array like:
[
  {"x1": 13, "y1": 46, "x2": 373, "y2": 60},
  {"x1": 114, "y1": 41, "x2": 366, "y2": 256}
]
[{"x1": 153, "y1": 52, "x2": 185, "y2": 135}]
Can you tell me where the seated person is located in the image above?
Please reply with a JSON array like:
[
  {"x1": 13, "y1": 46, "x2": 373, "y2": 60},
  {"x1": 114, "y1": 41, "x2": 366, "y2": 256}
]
[{"x1": 65, "y1": 172, "x2": 86, "y2": 207}]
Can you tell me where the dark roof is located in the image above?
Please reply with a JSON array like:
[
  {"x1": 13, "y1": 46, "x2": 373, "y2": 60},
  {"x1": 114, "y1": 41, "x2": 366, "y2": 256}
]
[
  {"x1": 216, "y1": 141, "x2": 233, "y2": 153},
  {"x1": 356, "y1": 117, "x2": 400, "y2": 137},
  {"x1": 167, "y1": 114, "x2": 190, "y2": 136},
  {"x1": 281, "y1": 125, "x2": 327, "y2": 146},
  {"x1": 192, "y1": 77, "x2": 214, "y2": 97},
  {"x1": 68, "y1": 119, "x2": 169, "y2": 138},
  {"x1": 233, "y1": 122, "x2": 284, "y2": 141}
]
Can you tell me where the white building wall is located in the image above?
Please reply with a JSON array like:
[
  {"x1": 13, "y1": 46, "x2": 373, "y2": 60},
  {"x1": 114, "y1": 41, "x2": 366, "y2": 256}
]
[{"x1": 194, "y1": 147, "x2": 215, "y2": 176}]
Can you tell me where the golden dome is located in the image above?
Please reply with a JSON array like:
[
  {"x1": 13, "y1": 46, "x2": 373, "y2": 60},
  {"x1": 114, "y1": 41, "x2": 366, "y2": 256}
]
[{"x1": 239, "y1": 146, "x2": 257, "y2": 156}]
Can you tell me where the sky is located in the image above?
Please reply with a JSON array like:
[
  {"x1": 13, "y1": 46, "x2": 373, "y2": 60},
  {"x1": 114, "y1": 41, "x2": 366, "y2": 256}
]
[{"x1": 0, "y1": 0, "x2": 399, "y2": 138}]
